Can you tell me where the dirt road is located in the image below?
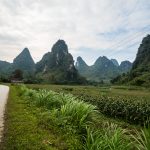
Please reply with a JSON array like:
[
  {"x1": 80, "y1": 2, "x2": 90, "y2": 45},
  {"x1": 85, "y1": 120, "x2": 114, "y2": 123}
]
[{"x1": 0, "y1": 85, "x2": 9, "y2": 141}]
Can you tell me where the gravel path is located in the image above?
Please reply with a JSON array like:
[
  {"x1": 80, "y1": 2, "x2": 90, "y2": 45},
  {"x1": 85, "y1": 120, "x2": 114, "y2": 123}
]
[{"x1": 0, "y1": 85, "x2": 9, "y2": 141}]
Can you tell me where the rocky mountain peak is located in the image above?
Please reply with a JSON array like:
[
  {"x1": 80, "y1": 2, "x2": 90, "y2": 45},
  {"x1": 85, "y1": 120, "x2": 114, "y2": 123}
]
[
  {"x1": 120, "y1": 61, "x2": 132, "y2": 67},
  {"x1": 111, "y1": 59, "x2": 119, "y2": 66},
  {"x1": 76, "y1": 56, "x2": 88, "y2": 68},
  {"x1": 94, "y1": 56, "x2": 113, "y2": 68},
  {"x1": 36, "y1": 40, "x2": 82, "y2": 83},
  {"x1": 52, "y1": 39, "x2": 68, "y2": 55},
  {"x1": 75, "y1": 56, "x2": 89, "y2": 75},
  {"x1": 22, "y1": 47, "x2": 30, "y2": 53},
  {"x1": 119, "y1": 61, "x2": 132, "y2": 73},
  {"x1": 13, "y1": 48, "x2": 33, "y2": 62},
  {"x1": 13, "y1": 48, "x2": 35, "y2": 72}
]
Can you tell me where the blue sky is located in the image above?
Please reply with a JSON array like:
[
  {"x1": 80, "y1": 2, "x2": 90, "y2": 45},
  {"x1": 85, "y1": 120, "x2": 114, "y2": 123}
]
[{"x1": 0, "y1": 0, "x2": 150, "y2": 65}]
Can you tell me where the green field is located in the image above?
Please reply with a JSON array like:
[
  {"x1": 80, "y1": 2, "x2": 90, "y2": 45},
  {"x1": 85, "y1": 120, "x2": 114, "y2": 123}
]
[
  {"x1": 28, "y1": 84, "x2": 150, "y2": 125},
  {"x1": 1, "y1": 84, "x2": 150, "y2": 150},
  {"x1": 28, "y1": 84, "x2": 150, "y2": 99}
]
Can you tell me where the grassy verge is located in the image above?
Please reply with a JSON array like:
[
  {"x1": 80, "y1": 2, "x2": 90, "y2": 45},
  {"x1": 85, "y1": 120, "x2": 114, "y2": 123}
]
[{"x1": 0, "y1": 86, "x2": 70, "y2": 150}]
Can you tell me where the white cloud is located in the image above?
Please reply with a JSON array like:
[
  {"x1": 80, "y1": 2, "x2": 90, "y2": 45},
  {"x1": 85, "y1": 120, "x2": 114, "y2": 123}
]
[{"x1": 0, "y1": 0, "x2": 150, "y2": 65}]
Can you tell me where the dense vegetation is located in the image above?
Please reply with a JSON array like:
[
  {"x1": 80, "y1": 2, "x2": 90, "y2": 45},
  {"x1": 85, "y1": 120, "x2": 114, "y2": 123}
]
[
  {"x1": 29, "y1": 84, "x2": 150, "y2": 126},
  {"x1": 2, "y1": 84, "x2": 149, "y2": 149},
  {"x1": 1, "y1": 86, "x2": 69, "y2": 149}
]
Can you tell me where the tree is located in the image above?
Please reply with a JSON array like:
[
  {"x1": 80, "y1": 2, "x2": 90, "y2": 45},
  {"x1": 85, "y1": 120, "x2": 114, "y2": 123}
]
[{"x1": 11, "y1": 69, "x2": 23, "y2": 80}]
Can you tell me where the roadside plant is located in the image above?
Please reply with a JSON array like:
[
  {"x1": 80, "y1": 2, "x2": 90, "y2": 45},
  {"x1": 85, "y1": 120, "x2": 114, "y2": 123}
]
[
  {"x1": 131, "y1": 127, "x2": 150, "y2": 150},
  {"x1": 83, "y1": 123, "x2": 131, "y2": 150},
  {"x1": 53, "y1": 99, "x2": 97, "y2": 130}
]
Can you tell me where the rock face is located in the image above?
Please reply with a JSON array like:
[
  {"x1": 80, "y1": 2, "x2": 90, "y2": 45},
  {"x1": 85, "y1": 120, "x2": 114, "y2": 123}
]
[
  {"x1": 132, "y1": 34, "x2": 150, "y2": 70},
  {"x1": 129, "y1": 34, "x2": 150, "y2": 86},
  {"x1": 112, "y1": 34, "x2": 150, "y2": 86},
  {"x1": 75, "y1": 56, "x2": 89, "y2": 75},
  {"x1": 76, "y1": 56, "x2": 132, "y2": 82},
  {"x1": 119, "y1": 61, "x2": 132, "y2": 73},
  {"x1": 36, "y1": 40, "x2": 82, "y2": 83},
  {"x1": 111, "y1": 59, "x2": 119, "y2": 66},
  {"x1": 13, "y1": 48, "x2": 35, "y2": 73}
]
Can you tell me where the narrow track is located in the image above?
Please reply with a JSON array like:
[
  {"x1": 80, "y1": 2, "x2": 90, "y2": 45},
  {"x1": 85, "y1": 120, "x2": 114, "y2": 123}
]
[{"x1": 0, "y1": 85, "x2": 9, "y2": 141}]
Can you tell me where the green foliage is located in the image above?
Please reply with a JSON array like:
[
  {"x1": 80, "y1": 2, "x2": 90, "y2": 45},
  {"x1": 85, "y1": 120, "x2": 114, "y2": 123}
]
[
  {"x1": 53, "y1": 100, "x2": 97, "y2": 130},
  {"x1": 21, "y1": 85, "x2": 97, "y2": 130},
  {"x1": 11, "y1": 69, "x2": 23, "y2": 80},
  {"x1": 83, "y1": 127, "x2": 104, "y2": 150},
  {"x1": 34, "y1": 90, "x2": 66, "y2": 109},
  {"x1": 131, "y1": 127, "x2": 150, "y2": 150},
  {"x1": 28, "y1": 84, "x2": 150, "y2": 126},
  {"x1": 18, "y1": 85, "x2": 150, "y2": 149},
  {"x1": 1, "y1": 86, "x2": 65, "y2": 150},
  {"x1": 83, "y1": 123, "x2": 130, "y2": 150},
  {"x1": 80, "y1": 94, "x2": 150, "y2": 126}
]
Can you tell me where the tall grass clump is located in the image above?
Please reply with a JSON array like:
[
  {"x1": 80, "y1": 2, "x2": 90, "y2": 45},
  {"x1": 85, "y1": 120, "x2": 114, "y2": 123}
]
[
  {"x1": 20, "y1": 87, "x2": 66, "y2": 109},
  {"x1": 131, "y1": 127, "x2": 150, "y2": 150},
  {"x1": 20, "y1": 86, "x2": 97, "y2": 130},
  {"x1": 20, "y1": 84, "x2": 37, "y2": 98},
  {"x1": 34, "y1": 89, "x2": 63, "y2": 109},
  {"x1": 83, "y1": 123, "x2": 131, "y2": 150},
  {"x1": 83, "y1": 127, "x2": 104, "y2": 150},
  {"x1": 53, "y1": 100, "x2": 97, "y2": 130}
]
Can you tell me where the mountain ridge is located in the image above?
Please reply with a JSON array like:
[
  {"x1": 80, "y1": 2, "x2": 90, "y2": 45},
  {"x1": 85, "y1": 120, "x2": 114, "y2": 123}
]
[
  {"x1": 75, "y1": 56, "x2": 132, "y2": 82},
  {"x1": 0, "y1": 39, "x2": 133, "y2": 83}
]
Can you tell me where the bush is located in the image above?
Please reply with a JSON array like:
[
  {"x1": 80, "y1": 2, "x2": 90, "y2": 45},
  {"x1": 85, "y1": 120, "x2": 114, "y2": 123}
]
[
  {"x1": 52, "y1": 99, "x2": 97, "y2": 131},
  {"x1": 131, "y1": 127, "x2": 150, "y2": 150},
  {"x1": 83, "y1": 123, "x2": 130, "y2": 150}
]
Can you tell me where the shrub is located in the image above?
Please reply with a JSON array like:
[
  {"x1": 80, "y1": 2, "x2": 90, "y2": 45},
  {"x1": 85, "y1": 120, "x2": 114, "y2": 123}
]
[
  {"x1": 52, "y1": 99, "x2": 97, "y2": 130},
  {"x1": 83, "y1": 123, "x2": 130, "y2": 150},
  {"x1": 131, "y1": 127, "x2": 150, "y2": 150}
]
